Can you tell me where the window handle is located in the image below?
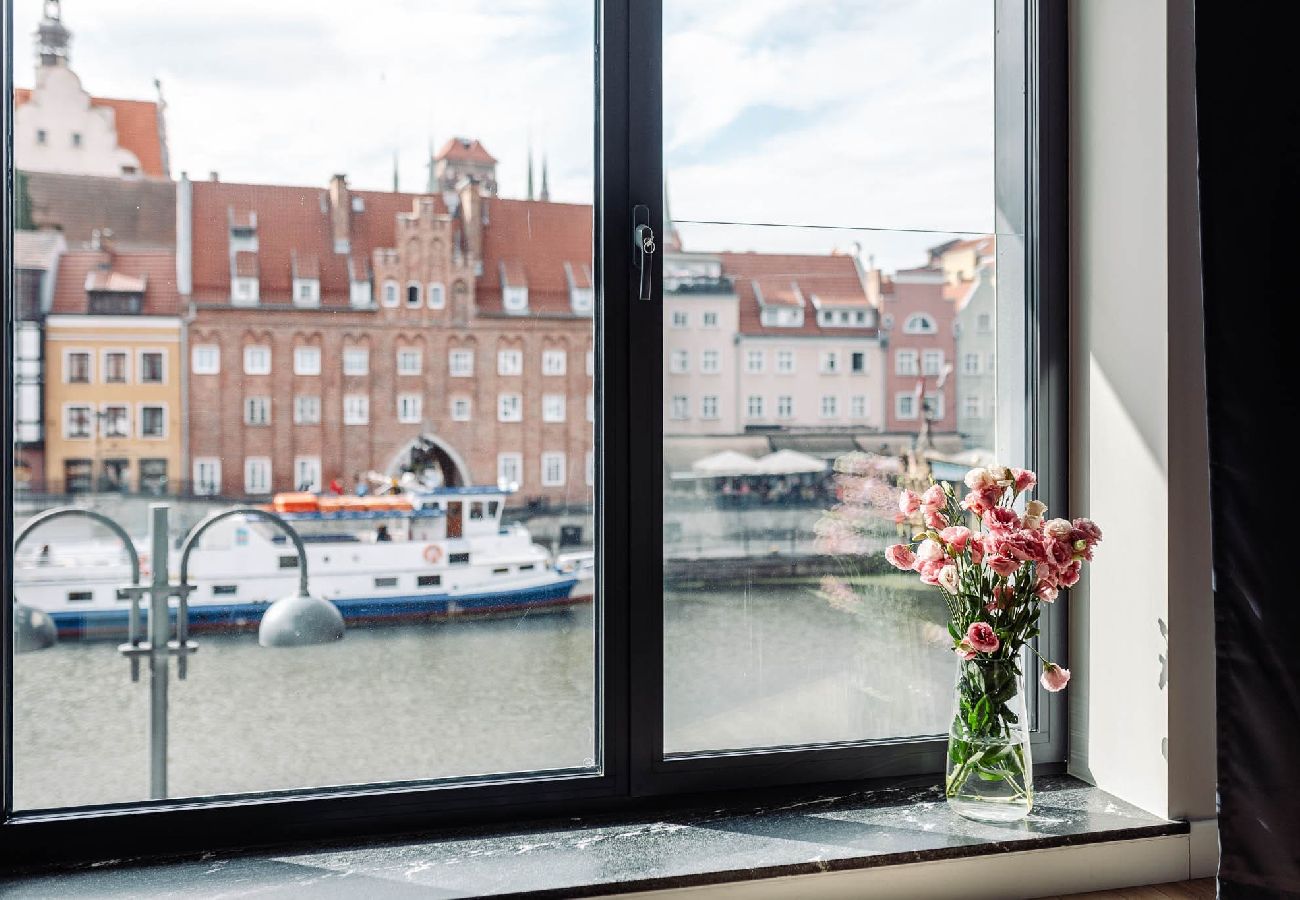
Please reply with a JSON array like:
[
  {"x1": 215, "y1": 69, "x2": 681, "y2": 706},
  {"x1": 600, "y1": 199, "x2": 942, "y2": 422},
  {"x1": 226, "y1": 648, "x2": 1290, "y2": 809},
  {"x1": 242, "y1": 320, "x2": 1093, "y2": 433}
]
[{"x1": 633, "y1": 204, "x2": 655, "y2": 301}]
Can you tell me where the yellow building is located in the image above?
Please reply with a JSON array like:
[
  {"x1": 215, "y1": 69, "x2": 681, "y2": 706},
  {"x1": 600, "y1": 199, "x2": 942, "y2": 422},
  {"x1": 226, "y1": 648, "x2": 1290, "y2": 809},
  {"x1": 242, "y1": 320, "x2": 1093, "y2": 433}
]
[{"x1": 43, "y1": 248, "x2": 183, "y2": 494}]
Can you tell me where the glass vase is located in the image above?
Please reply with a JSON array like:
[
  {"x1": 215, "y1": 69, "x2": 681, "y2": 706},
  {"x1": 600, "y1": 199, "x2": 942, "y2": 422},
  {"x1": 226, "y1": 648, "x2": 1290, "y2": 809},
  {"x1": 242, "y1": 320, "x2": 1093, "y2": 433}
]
[{"x1": 946, "y1": 655, "x2": 1033, "y2": 823}]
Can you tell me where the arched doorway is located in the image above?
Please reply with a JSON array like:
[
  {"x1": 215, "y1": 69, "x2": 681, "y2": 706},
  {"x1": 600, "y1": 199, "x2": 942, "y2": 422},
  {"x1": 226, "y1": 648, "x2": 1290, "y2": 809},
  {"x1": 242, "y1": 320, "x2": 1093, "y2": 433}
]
[{"x1": 383, "y1": 433, "x2": 473, "y2": 489}]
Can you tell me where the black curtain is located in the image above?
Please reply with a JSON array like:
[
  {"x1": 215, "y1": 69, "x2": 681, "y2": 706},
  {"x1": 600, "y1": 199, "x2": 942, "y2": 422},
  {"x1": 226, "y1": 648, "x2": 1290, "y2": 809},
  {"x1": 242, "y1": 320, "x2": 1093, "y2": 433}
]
[{"x1": 1197, "y1": 5, "x2": 1300, "y2": 896}]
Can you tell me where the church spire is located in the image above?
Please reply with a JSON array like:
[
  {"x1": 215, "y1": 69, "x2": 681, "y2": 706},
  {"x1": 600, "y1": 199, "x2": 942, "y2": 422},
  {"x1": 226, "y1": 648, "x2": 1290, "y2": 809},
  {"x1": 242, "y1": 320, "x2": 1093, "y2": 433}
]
[
  {"x1": 539, "y1": 154, "x2": 550, "y2": 202},
  {"x1": 526, "y1": 141, "x2": 535, "y2": 201},
  {"x1": 392, "y1": 147, "x2": 399, "y2": 193},
  {"x1": 36, "y1": 0, "x2": 71, "y2": 68}
]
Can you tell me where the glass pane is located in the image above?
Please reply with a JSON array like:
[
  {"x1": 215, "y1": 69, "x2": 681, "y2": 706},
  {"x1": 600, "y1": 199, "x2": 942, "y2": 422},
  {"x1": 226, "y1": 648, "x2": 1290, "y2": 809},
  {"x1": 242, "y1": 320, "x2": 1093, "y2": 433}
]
[
  {"x1": 9, "y1": 0, "x2": 596, "y2": 809},
  {"x1": 662, "y1": 1, "x2": 1018, "y2": 754}
]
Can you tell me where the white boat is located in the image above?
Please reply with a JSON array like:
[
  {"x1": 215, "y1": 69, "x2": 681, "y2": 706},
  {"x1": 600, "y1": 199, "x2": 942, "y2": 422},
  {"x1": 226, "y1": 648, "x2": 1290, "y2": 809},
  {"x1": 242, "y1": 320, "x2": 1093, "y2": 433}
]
[{"x1": 11, "y1": 487, "x2": 594, "y2": 640}]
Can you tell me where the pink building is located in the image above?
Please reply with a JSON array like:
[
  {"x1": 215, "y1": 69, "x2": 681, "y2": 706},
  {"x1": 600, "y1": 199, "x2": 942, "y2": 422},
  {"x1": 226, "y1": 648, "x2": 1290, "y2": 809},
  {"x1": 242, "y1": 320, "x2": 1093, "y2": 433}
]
[{"x1": 873, "y1": 266, "x2": 957, "y2": 434}]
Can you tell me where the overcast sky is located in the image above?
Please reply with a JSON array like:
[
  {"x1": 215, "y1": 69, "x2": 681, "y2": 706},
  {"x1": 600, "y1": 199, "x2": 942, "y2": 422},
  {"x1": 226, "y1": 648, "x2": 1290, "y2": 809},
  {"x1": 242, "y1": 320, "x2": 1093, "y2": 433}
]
[{"x1": 14, "y1": 0, "x2": 996, "y2": 270}]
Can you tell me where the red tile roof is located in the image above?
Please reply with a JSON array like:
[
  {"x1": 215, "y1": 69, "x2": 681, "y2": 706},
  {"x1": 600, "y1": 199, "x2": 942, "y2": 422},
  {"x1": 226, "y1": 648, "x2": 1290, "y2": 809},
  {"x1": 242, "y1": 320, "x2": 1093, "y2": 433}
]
[
  {"x1": 436, "y1": 137, "x2": 497, "y2": 165},
  {"x1": 478, "y1": 199, "x2": 593, "y2": 315},
  {"x1": 51, "y1": 249, "x2": 179, "y2": 315},
  {"x1": 19, "y1": 170, "x2": 176, "y2": 248},
  {"x1": 720, "y1": 252, "x2": 878, "y2": 338},
  {"x1": 234, "y1": 250, "x2": 259, "y2": 278},
  {"x1": 15, "y1": 87, "x2": 168, "y2": 178},
  {"x1": 292, "y1": 251, "x2": 320, "y2": 279}
]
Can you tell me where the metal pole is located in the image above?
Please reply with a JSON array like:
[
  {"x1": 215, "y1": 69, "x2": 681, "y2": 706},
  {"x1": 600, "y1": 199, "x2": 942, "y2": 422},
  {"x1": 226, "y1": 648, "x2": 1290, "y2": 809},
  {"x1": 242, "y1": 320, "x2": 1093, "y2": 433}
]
[{"x1": 148, "y1": 503, "x2": 170, "y2": 800}]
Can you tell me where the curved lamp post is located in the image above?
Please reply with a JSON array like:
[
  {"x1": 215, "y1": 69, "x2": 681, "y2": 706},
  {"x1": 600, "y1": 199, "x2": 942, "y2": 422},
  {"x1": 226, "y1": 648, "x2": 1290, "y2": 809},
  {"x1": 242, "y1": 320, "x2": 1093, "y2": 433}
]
[{"x1": 178, "y1": 507, "x2": 343, "y2": 648}]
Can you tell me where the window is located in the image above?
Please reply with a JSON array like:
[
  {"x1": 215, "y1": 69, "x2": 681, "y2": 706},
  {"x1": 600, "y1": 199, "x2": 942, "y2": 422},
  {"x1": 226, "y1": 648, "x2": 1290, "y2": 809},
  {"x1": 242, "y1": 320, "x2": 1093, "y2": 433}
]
[
  {"x1": 406, "y1": 282, "x2": 422, "y2": 308},
  {"x1": 139, "y1": 406, "x2": 166, "y2": 438},
  {"x1": 293, "y1": 347, "x2": 321, "y2": 376},
  {"x1": 896, "y1": 392, "x2": 918, "y2": 420},
  {"x1": 343, "y1": 348, "x2": 369, "y2": 375},
  {"x1": 542, "y1": 350, "x2": 567, "y2": 376},
  {"x1": 139, "y1": 459, "x2": 168, "y2": 495},
  {"x1": 36, "y1": 128, "x2": 46, "y2": 145},
  {"x1": 497, "y1": 453, "x2": 522, "y2": 488},
  {"x1": 670, "y1": 310, "x2": 688, "y2": 328},
  {"x1": 65, "y1": 350, "x2": 92, "y2": 383},
  {"x1": 243, "y1": 345, "x2": 271, "y2": 375},
  {"x1": 396, "y1": 349, "x2": 422, "y2": 375},
  {"x1": 541, "y1": 452, "x2": 566, "y2": 487},
  {"x1": 343, "y1": 394, "x2": 370, "y2": 425},
  {"x1": 192, "y1": 345, "x2": 220, "y2": 374},
  {"x1": 777, "y1": 395, "x2": 793, "y2": 419},
  {"x1": 382, "y1": 280, "x2": 399, "y2": 307},
  {"x1": 776, "y1": 350, "x2": 795, "y2": 373},
  {"x1": 294, "y1": 395, "x2": 321, "y2": 425},
  {"x1": 964, "y1": 394, "x2": 982, "y2": 417},
  {"x1": 101, "y1": 405, "x2": 130, "y2": 438},
  {"x1": 62, "y1": 459, "x2": 92, "y2": 493},
  {"x1": 71, "y1": 131, "x2": 82, "y2": 147},
  {"x1": 497, "y1": 350, "x2": 523, "y2": 376},
  {"x1": 745, "y1": 349, "x2": 764, "y2": 373},
  {"x1": 449, "y1": 349, "x2": 474, "y2": 377},
  {"x1": 139, "y1": 351, "x2": 165, "y2": 384},
  {"x1": 922, "y1": 350, "x2": 944, "y2": 376},
  {"x1": 428, "y1": 282, "x2": 446, "y2": 309},
  {"x1": 497, "y1": 393, "x2": 522, "y2": 422},
  {"x1": 103, "y1": 351, "x2": 129, "y2": 383},
  {"x1": 699, "y1": 350, "x2": 720, "y2": 374},
  {"x1": 293, "y1": 456, "x2": 322, "y2": 493},
  {"x1": 244, "y1": 396, "x2": 271, "y2": 426},
  {"x1": 851, "y1": 351, "x2": 866, "y2": 374},
  {"x1": 669, "y1": 349, "x2": 689, "y2": 373},
  {"x1": 850, "y1": 395, "x2": 867, "y2": 418},
  {"x1": 670, "y1": 395, "x2": 689, "y2": 420},
  {"x1": 903, "y1": 312, "x2": 938, "y2": 334},
  {"x1": 820, "y1": 395, "x2": 838, "y2": 418},
  {"x1": 64, "y1": 405, "x2": 93, "y2": 439},
  {"x1": 702, "y1": 311, "x2": 718, "y2": 327},
  {"x1": 542, "y1": 395, "x2": 566, "y2": 423},
  {"x1": 451, "y1": 397, "x2": 472, "y2": 421},
  {"x1": 977, "y1": 312, "x2": 993, "y2": 333},
  {"x1": 923, "y1": 392, "x2": 945, "y2": 420},
  {"x1": 193, "y1": 458, "x2": 221, "y2": 496},
  {"x1": 397, "y1": 394, "x2": 422, "y2": 424},
  {"x1": 895, "y1": 349, "x2": 919, "y2": 375},
  {"x1": 244, "y1": 457, "x2": 272, "y2": 495},
  {"x1": 700, "y1": 395, "x2": 719, "y2": 419},
  {"x1": 963, "y1": 352, "x2": 980, "y2": 374},
  {"x1": 746, "y1": 395, "x2": 763, "y2": 418},
  {"x1": 820, "y1": 351, "x2": 839, "y2": 373}
]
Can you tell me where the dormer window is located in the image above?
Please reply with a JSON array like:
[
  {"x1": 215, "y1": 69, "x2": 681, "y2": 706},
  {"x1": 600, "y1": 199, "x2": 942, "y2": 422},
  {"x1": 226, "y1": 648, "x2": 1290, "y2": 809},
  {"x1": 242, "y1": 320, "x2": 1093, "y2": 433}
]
[
  {"x1": 231, "y1": 250, "x2": 260, "y2": 306},
  {"x1": 293, "y1": 279, "x2": 319, "y2": 306},
  {"x1": 904, "y1": 313, "x2": 938, "y2": 334},
  {"x1": 501, "y1": 261, "x2": 529, "y2": 314},
  {"x1": 564, "y1": 261, "x2": 594, "y2": 315}
]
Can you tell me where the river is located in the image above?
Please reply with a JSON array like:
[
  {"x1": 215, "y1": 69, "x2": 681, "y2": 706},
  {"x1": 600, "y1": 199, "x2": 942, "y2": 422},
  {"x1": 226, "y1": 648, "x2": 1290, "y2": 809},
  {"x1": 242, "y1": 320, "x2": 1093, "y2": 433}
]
[{"x1": 11, "y1": 579, "x2": 953, "y2": 811}]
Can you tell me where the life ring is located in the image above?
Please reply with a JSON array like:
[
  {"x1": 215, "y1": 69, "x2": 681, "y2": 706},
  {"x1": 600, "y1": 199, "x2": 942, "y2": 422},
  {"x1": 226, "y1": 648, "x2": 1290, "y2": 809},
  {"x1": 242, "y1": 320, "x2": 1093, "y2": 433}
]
[{"x1": 422, "y1": 544, "x2": 443, "y2": 565}]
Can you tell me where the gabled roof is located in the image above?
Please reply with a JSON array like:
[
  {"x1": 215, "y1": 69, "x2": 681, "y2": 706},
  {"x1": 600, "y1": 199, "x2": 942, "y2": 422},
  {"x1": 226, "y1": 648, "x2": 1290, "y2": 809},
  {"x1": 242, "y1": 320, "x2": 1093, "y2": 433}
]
[
  {"x1": 721, "y1": 252, "x2": 878, "y2": 338},
  {"x1": 51, "y1": 249, "x2": 179, "y2": 315},
  {"x1": 14, "y1": 87, "x2": 168, "y2": 178},
  {"x1": 436, "y1": 137, "x2": 497, "y2": 165},
  {"x1": 478, "y1": 199, "x2": 593, "y2": 315}
]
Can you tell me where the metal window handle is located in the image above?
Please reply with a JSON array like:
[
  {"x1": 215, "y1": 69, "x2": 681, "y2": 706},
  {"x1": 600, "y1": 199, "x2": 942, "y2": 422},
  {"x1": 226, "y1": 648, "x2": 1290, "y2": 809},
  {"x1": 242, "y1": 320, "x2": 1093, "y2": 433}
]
[{"x1": 633, "y1": 204, "x2": 655, "y2": 301}]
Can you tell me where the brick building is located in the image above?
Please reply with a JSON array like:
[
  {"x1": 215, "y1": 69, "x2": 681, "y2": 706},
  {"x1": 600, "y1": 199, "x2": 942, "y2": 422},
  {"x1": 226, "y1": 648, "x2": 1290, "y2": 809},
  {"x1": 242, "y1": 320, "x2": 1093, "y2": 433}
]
[
  {"x1": 870, "y1": 265, "x2": 958, "y2": 435},
  {"x1": 179, "y1": 141, "x2": 594, "y2": 506}
]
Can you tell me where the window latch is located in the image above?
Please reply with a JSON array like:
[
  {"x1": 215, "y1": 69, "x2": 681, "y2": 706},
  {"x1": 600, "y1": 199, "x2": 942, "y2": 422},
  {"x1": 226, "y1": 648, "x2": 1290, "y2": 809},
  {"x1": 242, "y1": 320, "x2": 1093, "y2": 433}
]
[{"x1": 633, "y1": 204, "x2": 655, "y2": 301}]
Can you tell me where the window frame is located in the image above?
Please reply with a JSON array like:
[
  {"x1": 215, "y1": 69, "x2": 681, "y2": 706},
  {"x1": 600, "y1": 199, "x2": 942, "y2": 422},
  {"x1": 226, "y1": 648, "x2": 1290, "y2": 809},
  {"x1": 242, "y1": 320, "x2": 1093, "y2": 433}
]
[{"x1": 0, "y1": 0, "x2": 1067, "y2": 864}]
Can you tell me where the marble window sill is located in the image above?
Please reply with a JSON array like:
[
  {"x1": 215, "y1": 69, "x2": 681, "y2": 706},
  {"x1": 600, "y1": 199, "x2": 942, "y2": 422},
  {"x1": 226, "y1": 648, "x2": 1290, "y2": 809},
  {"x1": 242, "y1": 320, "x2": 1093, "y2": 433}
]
[{"x1": 0, "y1": 775, "x2": 1183, "y2": 898}]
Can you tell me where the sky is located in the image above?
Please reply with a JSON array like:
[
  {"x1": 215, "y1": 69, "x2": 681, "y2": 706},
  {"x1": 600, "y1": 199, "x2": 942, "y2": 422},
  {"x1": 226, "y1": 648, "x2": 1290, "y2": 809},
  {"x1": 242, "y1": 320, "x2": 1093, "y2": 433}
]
[{"x1": 13, "y1": 0, "x2": 997, "y2": 271}]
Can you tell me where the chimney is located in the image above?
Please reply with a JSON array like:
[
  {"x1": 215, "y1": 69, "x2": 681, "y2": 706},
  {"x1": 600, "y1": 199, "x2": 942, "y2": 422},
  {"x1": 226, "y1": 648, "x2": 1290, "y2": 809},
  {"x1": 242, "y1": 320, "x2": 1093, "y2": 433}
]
[
  {"x1": 208, "y1": 171, "x2": 219, "y2": 182},
  {"x1": 329, "y1": 173, "x2": 351, "y2": 254},
  {"x1": 457, "y1": 178, "x2": 484, "y2": 261}
]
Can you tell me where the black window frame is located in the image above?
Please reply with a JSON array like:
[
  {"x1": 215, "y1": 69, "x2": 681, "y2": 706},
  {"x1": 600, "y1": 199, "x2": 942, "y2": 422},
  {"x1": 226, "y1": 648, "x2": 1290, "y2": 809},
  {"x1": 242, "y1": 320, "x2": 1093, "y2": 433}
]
[{"x1": 0, "y1": 0, "x2": 1067, "y2": 867}]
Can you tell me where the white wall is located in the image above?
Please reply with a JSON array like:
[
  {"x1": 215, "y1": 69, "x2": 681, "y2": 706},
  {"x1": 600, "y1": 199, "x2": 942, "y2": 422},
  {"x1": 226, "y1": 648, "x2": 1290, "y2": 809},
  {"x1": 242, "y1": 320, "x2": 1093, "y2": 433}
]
[{"x1": 14, "y1": 65, "x2": 143, "y2": 177}]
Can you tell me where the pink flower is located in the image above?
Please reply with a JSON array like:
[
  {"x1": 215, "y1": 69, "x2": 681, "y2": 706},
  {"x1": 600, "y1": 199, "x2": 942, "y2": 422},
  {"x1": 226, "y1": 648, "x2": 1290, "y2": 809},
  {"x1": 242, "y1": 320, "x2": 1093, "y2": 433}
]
[
  {"x1": 918, "y1": 559, "x2": 946, "y2": 585},
  {"x1": 1035, "y1": 582, "x2": 1059, "y2": 603},
  {"x1": 964, "y1": 467, "x2": 998, "y2": 492},
  {"x1": 885, "y1": 544, "x2": 917, "y2": 571},
  {"x1": 1044, "y1": 518, "x2": 1074, "y2": 540},
  {"x1": 986, "y1": 554, "x2": 1020, "y2": 578},
  {"x1": 921, "y1": 484, "x2": 947, "y2": 511},
  {"x1": 960, "y1": 490, "x2": 997, "y2": 516},
  {"x1": 982, "y1": 507, "x2": 1022, "y2": 535},
  {"x1": 1040, "y1": 663, "x2": 1071, "y2": 692},
  {"x1": 954, "y1": 640, "x2": 977, "y2": 661},
  {"x1": 1012, "y1": 468, "x2": 1037, "y2": 493},
  {"x1": 898, "y1": 490, "x2": 921, "y2": 516},
  {"x1": 915, "y1": 539, "x2": 946, "y2": 565},
  {"x1": 939, "y1": 525, "x2": 974, "y2": 554},
  {"x1": 938, "y1": 565, "x2": 960, "y2": 594},
  {"x1": 1043, "y1": 536, "x2": 1074, "y2": 569},
  {"x1": 1072, "y1": 518, "x2": 1103, "y2": 545},
  {"x1": 1057, "y1": 560, "x2": 1082, "y2": 588},
  {"x1": 965, "y1": 621, "x2": 1000, "y2": 654},
  {"x1": 968, "y1": 535, "x2": 986, "y2": 565},
  {"x1": 924, "y1": 508, "x2": 949, "y2": 530}
]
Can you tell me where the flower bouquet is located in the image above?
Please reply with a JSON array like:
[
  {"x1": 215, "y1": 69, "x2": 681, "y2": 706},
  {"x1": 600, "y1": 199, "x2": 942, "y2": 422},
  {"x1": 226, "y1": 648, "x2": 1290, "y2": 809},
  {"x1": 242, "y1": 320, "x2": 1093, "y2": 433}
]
[{"x1": 886, "y1": 466, "x2": 1101, "y2": 822}]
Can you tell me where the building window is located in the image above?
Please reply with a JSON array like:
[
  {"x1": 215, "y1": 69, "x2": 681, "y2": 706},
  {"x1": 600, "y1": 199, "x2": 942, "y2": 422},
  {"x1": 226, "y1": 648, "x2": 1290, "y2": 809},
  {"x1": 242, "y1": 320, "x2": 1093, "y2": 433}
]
[
  {"x1": 896, "y1": 392, "x2": 918, "y2": 420},
  {"x1": 497, "y1": 393, "x2": 523, "y2": 422},
  {"x1": 700, "y1": 395, "x2": 719, "y2": 419},
  {"x1": 498, "y1": 349, "x2": 523, "y2": 376},
  {"x1": 702, "y1": 311, "x2": 719, "y2": 328},
  {"x1": 243, "y1": 345, "x2": 271, "y2": 375},
  {"x1": 244, "y1": 457, "x2": 272, "y2": 495},
  {"x1": 451, "y1": 396, "x2": 472, "y2": 421},
  {"x1": 449, "y1": 349, "x2": 474, "y2": 377},
  {"x1": 542, "y1": 350, "x2": 567, "y2": 375},
  {"x1": 670, "y1": 395, "x2": 689, "y2": 420},
  {"x1": 138, "y1": 351, "x2": 165, "y2": 384},
  {"x1": 497, "y1": 453, "x2": 522, "y2": 489},
  {"x1": 397, "y1": 394, "x2": 422, "y2": 424},
  {"x1": 669, "y1": 349, "x2": 689, "y2": 374},
  {"x1": 903, "y1": 313, "x2": 938, "y2": 334},
  {"x1": 895, "y1": 349, "x2": 919, "y2": 375},
  {"x1": 101, "y1": 405, "x2": 130, "y2": 438},
  {"x1": 140, "y1": 405, "x2": 166, "y2": 438},
  {"x1": 71, "y1": 131, "x2": 82, "y2": 147},
  {"x1": 343, "y1": 348, "x2": 370, "y2": 375},
  {"x1": 820, "y1": 351, "x2": 840, "y2": 374},
  {"x1": 851, "y1": 351, "x2": 867, "y2": 374},
  {"x1": 294, "y1": 395, "x2": 321, "y2": 425},
  {"x1": 406, "y1": 282, "x2": 422, "y2": 308},
  {"x1": 193, "y1": 458, "x2": 222, "y2": 496},
  {"x1": 977, "y1": 312, "x2": 993, "y2": 333},
  {"x1": 294, "y1": 457, "x2": 322, "y2": 493},
  {"x1": 745, "y1": 349, "x2": 764, "y2": 373},
  {"x1": 541, "y1": 452, "x2": 566, "y2": 487},
  {"x1": 103, "y1": 351, "x2": 129, "y2": 384},
  {"x1": 382, "y1": 280, "x2": 399, "y2": 307},
  {"x1": 696, "y1": 349, "x2": 719, "y2": 374},
  {"x1": 746, "y1": 395, "x2": 763, "y2": 419},
  {"x1": 36, "y1": 128, "x2": 46, "y2": 145},
  {"x1": 396, "y1": 349, "x2": 422, "y2": 375},
  {"x1": 922, "y1": 350, "x2": 944, "y2": 376},
  {"x1": 294, "y1": 347, "x2": 321, "y2": 376},
  {"x1": 343, "y1": 394, "x2": 370, "y2": 425},
  {"x1": 923, "y1": 392, "x2": 945, "y2": 420},
  {"x1": 192, "y1": 345, "x2": 220, "y2": 374},
  {"x1": 671, "y1": 310, "x2": 688, "y2": 328},
  {"x1": 777, "y1": 395, "x2": 793, "y2": 419},
  {"x1": 963, "y1": 352, "x2": 980, "y2": 374},
  {"x1": 66, "y1": 350, "x2": 92, "y2": 383},
  {"x1": 139, "y1": 459, "x2": 168, "y2": 495},
  {"x1": 964, "y1": 394, "x2": 982, "y2": 417},
  {"x1": 776, "y1": 350, "x2": 795, "y2": 373},
  {"x1": 850, "y1": 395, "x2": 867, "y2": 418},
  {"x1": 428, "y1": 282, "x2": 446, "y2": 309},
  {"x1": 543, "y1": 395, "x2": 566, "y2": 422},
  {"x1": 64, "y1": 405, "x2": 93, "y2": 439},
  {"x1": 103, "y1": 460, "x2": 132, "y2": 494},
  {"x1": 820, "y1": 395, "x2": 838, "y2": 418},
  {"x1": 245, "y1": 396, "x2": 271, "y2": 426}
]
